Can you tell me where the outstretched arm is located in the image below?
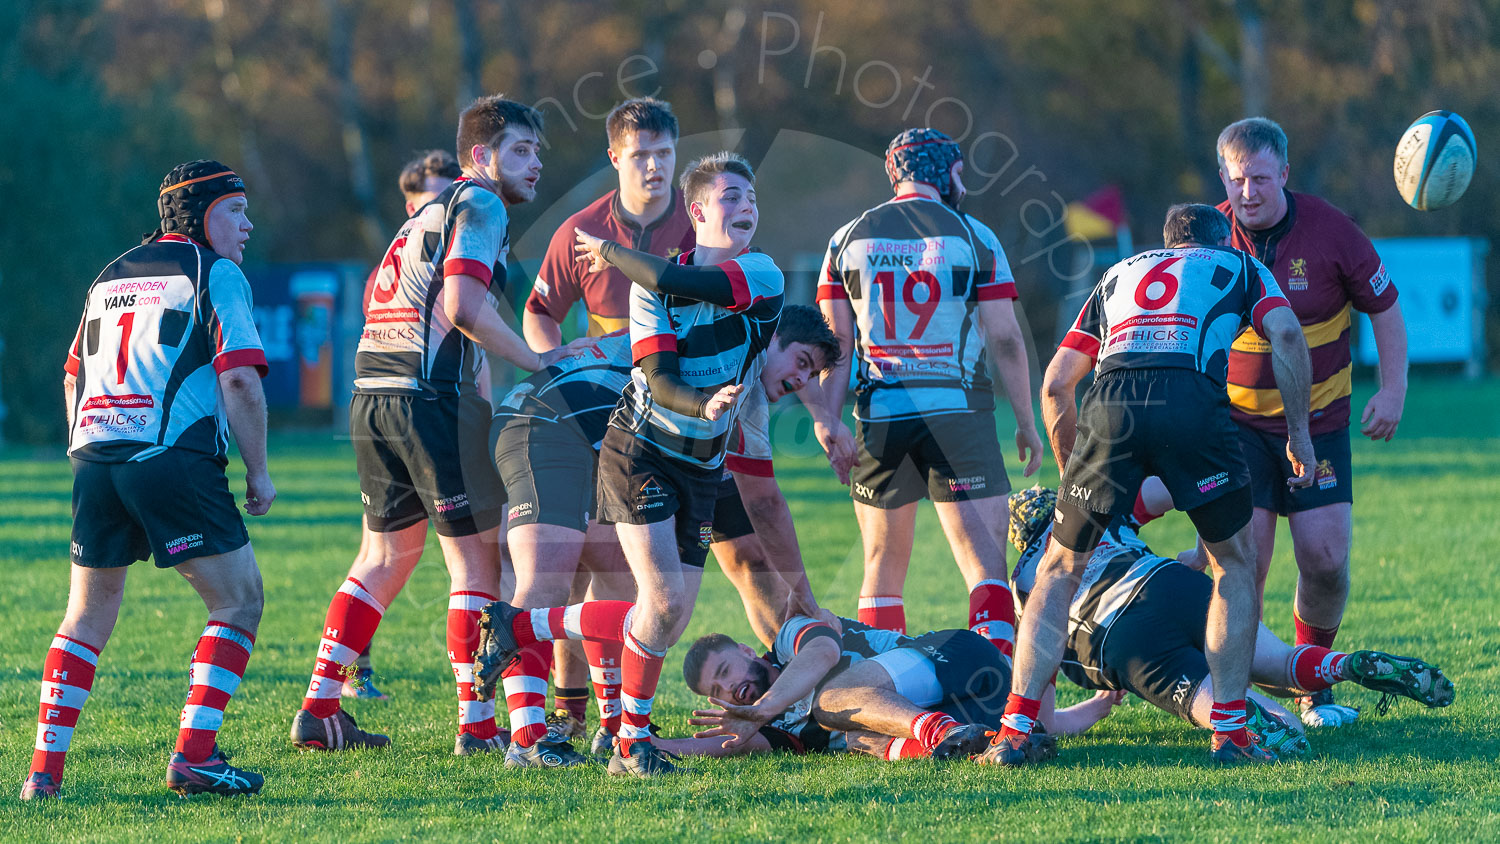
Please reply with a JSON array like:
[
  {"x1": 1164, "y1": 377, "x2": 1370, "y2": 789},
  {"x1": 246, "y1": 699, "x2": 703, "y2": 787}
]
[
  {"x1": 1037, "y1": 683, "x2": 1126, "y2": 735},
  {"x1": 576, "y1": 229, "x2": 739, "y2": 307}
]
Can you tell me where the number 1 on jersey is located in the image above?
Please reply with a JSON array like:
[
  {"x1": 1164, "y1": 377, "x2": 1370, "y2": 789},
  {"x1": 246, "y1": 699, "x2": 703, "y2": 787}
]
[
  {"x1": 115, "y1": 311, "x2": 136, "y2": 385},
  {"x1": 871, "y1": 270, "x2": 940, "y2": 340}
]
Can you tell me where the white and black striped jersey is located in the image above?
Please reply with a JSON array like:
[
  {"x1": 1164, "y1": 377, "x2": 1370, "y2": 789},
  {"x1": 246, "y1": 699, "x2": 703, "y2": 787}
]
[
  {"x1": 611, "y1": 249, "x2": 783, "y2": 471},
  {"x1": 1011, "y1": 519, "x2": 1180, "y2": 689},
  {"x1": 354, "y1": 178, "x2": 510, "y2": 397},
  {"x1": 762, "y1": 615, "x2": 908, "y2": 748},
  {"x1": 817, "y1": 195, "x2": 1018, "y2": 421},
  {"x1": 1060, "y1": 245, "x2": 1290, "y2": 385},
  {"x1": 65, "y1": 235, "x2": 268, "y2": 463},
  {"x1": 494, "y1": 331, "x2": 633, "y2": 448}
]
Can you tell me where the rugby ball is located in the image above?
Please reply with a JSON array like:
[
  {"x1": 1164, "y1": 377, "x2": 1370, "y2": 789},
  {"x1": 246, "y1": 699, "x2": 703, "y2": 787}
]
[{"x1": 1393, "y1": 110, "x2": 1476, "y2": 210}]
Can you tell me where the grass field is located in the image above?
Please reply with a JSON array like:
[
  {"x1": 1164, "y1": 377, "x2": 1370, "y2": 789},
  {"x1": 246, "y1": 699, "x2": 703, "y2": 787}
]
[{"x1": 2, "y1": 376, "x2": 1498, "y2": 842}]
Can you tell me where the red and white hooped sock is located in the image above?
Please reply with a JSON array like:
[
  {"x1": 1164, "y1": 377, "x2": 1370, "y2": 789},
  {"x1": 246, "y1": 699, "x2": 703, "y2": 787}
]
[
  {"x1": 303, "y1": 577, "x2": 385, "y2": 719},
  {"x1": 584, "y1": 639, "x2": 623, "y2": 736},
  {"x1": 999, "y1": 693, "x2": 1041, "y2": 740},
  {"x1": 512, "y1": 600, "x2": 635, "y2": 647},
  {"x1": 617, "y1": 632, "x2": 666, "y2": 753},
  {"x1": 857, "y1": 595, "x2": 906, "y2": 633},
  {"x1": 1131, "y1": 488, "x2": 1164, "y2": 526},
  {"x1": 1289, "y1": 644, "x2": 1349, "y2": 692},
  {"x1": 175, "y1": 622, "x2": 254, "y2": 762},
  {"x1": 1293, "y1": 610, "x2": 1340, "y2": 649},
  {"x1": 501, "y1": 641, "x2": 553, "y2": 747},
  {"x1": 968, "y1": 579, "x2": 1016, "y2": 658},
  {"x1": 911, "y1": 711, "x2": 960, "y2": 751},
  {"x1": 449, "y1": 591, "x2": 500, "y2": 740},
  {"x1": 30, "y1": 635, "x2": 100, "y2": 783},
  {"x1": 1209, "y1": 699, "x2": 1250, "y2": 747},
  {"x1": 884, "y1": 737, "x2": 929, "y2": 760}
]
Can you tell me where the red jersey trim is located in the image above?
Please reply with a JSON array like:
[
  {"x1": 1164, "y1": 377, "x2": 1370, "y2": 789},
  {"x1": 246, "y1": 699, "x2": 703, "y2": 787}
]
[
  {"x1": 64, "y1": 355, "x2": 80, "y2": 377},
  {"x1": 722, "y1": 259, "x2": 753, "y2": 312},
  {"x1": 444, "y1": 258, "x2": 492, "y2": 286},
  {"x1": 1059, "y1": 330, "x2": 1101, "y2": 360},
  {"x1": 632, "y1": 334, "x2": 677, "y2": 362},
  {"x1": 726, "y1": 454, "x2": 775, "y2": 478},
  {"x1": 976, "y1": 280, "x2": 1019, "y2": 301},
  {"x1": 815, "y1": 283, "x2": 848, "y2": 302},
  {"x1": 792, "y1": 622, "x2": 836, "y2": 652},
  {"x1": 214, "y1": 348, "x2": 269, "y2": 377},
  {"x1": 1250, "y1": 296, "x2": 1290, "y2": 338}
]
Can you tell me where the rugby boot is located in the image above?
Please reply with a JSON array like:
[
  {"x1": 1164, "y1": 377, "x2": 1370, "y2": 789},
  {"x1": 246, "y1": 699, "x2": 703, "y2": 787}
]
[
  {"x1": 590, "y1": 726, "x2": 616, "y2": 756},
  {"x1": 1343, "y1": 650, "x2": 1455, "y2": 709},
  {"x1": 289, "y1": 707, "x2": 391, "y2": 751},
  {"x1": 974, "y1": 725, "x2": 1058, "y2": 767},
  {"x1": 453, "y1": 733, "x2": 508, "y2": 756},
  {"x1": 471, "y1": 600, "x2": 525, "y2": 702},
  {"x1": 1246, "y1": 699, "x2": 1310, "y2": 761},
  {"x1": 607, "y1": 740, "x2": 690, "y2": 777},
  {"x1": 1208, "y1": 733, "x2": 1276, "y2": 765},
  {"x1": 929, "y1": 723, "x2": 994, "y2": 761},
  {"x1": 505, "y1": 737, "x2": 593, "y2": 769},
  {"x1": 166, "y1": 746, "x2": 263, "y2": 797},
  {"x1": 1295, "y1": 688, "x2": 1360, "y2": 727},
  {"x1": 341, "y1": 667, "x2": 390, "y2": 701},
  {"x1": 545, "y1": 709, "x2": 588, "y2": 742},
  {"x1": 19, "y1": 772, "x2": 59, "y2": 801}
]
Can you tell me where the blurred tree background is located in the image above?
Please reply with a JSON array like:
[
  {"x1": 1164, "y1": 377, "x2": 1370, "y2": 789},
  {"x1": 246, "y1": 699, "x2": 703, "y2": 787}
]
[{"x1": 2, "y1": 0, "x2": 1495, "y2": 443}]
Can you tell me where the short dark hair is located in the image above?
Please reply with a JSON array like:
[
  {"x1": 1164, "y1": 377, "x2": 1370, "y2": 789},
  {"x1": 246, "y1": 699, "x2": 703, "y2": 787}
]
[
  {"x1": 680, "y1": 151, "x2": 755, "y2": 210},
  {"x1": 1217, "y1": 117, "x2": 1288, "y2": 168},
  {"x1": 456, "y1": 95, "x2": 544, "y2": 168},
  {"x1": 774, "y1": 304, "x2": 842, "y2": 372},
  {"x1": 606, "y1": 97, "x2": 679, "y2": 149},
  {"x1": 1162, "y1": 203, "x2": 1231, "y2": 248},
  {"x1": 398, "y1": 149, "x2": 461, "y2": 198},
  {"x1": 682, "y1": 633, "x2": 738, "y2": 695}
]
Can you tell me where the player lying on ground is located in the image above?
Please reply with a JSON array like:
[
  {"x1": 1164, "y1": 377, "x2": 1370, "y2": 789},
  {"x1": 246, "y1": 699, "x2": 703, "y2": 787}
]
[
  {"x1": 1004, "y1": 485, "x2": 1455, "y2": 760},
  {"x1": 488, "y1": 307, "x2": 845, "y2": 767}
]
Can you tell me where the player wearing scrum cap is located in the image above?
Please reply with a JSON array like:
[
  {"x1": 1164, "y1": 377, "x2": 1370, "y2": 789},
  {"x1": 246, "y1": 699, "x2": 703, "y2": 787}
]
[
  {"x1": 25, "y1": 161, "x2": 271, "y2": 799},
  {"x1": 817, "y1": 128, "x2": 1042, "y2": 659}
]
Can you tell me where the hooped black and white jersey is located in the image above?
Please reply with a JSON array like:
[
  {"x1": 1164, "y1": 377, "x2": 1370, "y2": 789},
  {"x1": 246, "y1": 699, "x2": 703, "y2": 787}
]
[
  {"x1": 762, "y1": 615, "x2": 908, "y2": 747},
  {"x1": 494, "y1": 331, "x2": 633, "y2": 448},
  {"x1": 1059, "y1": 245, "x2": 1290, "y2": 385},
  {"x1": 610, "y1": 249, "x2": 783, "y2": 471},
  {"x1": 817, "y1": 195, "x2": 1018, "y2": 421},
  {"x1": 65, "y1": 235, "x2": 268, "y2": 463},
  {"x1": 354, "y1": 177, "x2": 510, "y2": 397},
  {"x1": 1011, "y1": 519, "x2": 1180, "y2": 689}
]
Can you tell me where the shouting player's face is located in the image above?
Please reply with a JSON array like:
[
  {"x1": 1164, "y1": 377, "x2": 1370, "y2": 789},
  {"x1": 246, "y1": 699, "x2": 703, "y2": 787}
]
[
  {"x1": 697, "y1": 644, "x2": 773, "y2": 705},
  {"x1": 692, "y1": 173, "x2": 757, "y2": 252},
  {"x1": 1219, "y1": 148, "x2": 1288, "y2": 231},
  {"x1": 761, "y1": 340, "x2": 825, "y2": 402},
  {"x1": 476, "y1": 127, "x2": 543, "y2": 205},
  {"x1": 205, "y1": 196, "x2": 253, "y2": 265},
  {"x1": 610, "y1": 130, "x2": 677, "y2": 209}
]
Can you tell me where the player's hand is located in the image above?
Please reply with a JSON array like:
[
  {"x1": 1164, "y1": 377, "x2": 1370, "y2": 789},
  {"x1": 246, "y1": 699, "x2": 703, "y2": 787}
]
[
  {"x1": 1360, "y1": 387, "x2": 1404, "y2": 442},
  {"x1": 1016, "y1": 426, "x2": 1044, "y2": 477},
  {"x1": 703, "y1": 384, "x2": 742, "y2": 420},
  {"x1": 1095, "y1": 689, "x2": 1127, "y2": 707},
  {"x1": 813, "y1": 420, "x2": 858, "y2": 485},
  {"x1": 244, "y1": 470, "x2": 276, "y2": 516},
  {"x1": 573, "y1": 228, "x2": 610, "y2": 273},
  {"x1": 1285, "y1": 434, "x2": 1316, "y2": 489},
  {"x1": 537, "y1": 335, "x2": 599, "y2": 369},
  {"x1": 690, "y1": 700, "x2": 771, "y2": 749}
]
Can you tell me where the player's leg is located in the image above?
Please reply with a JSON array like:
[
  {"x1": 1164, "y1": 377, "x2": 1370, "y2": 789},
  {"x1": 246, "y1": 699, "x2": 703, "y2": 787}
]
[
  {"x1": 1193, "y1": 496, "x2": 1267, "y2": 761},
  {"x1": 1236, "y1": 424, "x2": 1287, "y2": 613},
  {"x1": 926, "y1": 412, "x2": 1017, "y2": 657},
  {"x1": 548, "y1": 566, "x2": 593, "y2": 741},
  {"x1": 813, "y1": 646, "x2": 991, "y2": 760},
  {"x1": 580, "y1": 525, "x2": 635, "y2": 752},
  {"x1": 499, "y1": 522, "x2": 583, "y2": 749},
  {"x1": 854, "y1": 501, "x2": 917, "y2": 632},
  {"x1": 1287, "y1": 501, "x2": 1358, "y2": 726},
  {"x1": 1254, "y1": 622, "x2": 1453, "y2": 710},
  {"x1": 438, "y1": 526, "x2": 509, "y2": 754},
  {"x1": 711, "y1": 533, "x2": 787, "y2": 648},
  {"x1": 343, "y1": 519, "x2": 388, "y2": 702}
]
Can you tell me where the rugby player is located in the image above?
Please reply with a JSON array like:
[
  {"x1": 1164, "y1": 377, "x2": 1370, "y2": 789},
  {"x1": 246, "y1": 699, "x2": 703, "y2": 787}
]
[
  {"x1": 1216, "y1": 117, "x2": 1409, "y2": 727},
  {"x1": 817, "y1": 128, "x2": 1042, "y2": 659},
  {"x1": 488, "y1": 306, "x2": 842, "y2": 767},
  {"x1": 481, "y1": 151, "x2": 833, "y2": 777},
  {"x1": 986, "y1": 203, "x2": 1316, "y2": 766},
  {"x1": 25, "y1": 161, "x2": 271, "y2": 799},
  {"x1": 289, "y1": 96, "x2": 564, "y2": 756},
  {"x1": 1006, "y1": 486, "x2": 1454, "y2": 757}
]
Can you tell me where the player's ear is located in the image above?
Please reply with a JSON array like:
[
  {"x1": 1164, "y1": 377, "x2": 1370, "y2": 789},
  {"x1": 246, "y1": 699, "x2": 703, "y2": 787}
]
[
  {"x1": 470, "y1": 144, "x2": 491, "y2": 169},
  {"x1": 691, "y1": 201, "x2": 706, "y2": 223},
  {"x1": 607, "y1": 146, "x2": 621, "y2": 169}
]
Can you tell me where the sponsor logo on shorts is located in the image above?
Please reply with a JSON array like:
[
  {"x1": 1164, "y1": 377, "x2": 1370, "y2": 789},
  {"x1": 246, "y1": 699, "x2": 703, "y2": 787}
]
[
  {"x1": 1172, "y1": 674, "x2": 1193, "y2": 707},
  {"x1": 433, "y1": 493, "x2": 469, "y2": 514},
  {"x1": 1068, "y1": 484, "x2": 1093, "y2": 502},
  {"x1": 921, "y1": 645, "x2": 949, "y2": 663},
  {"x1": 166, "y1": 533, "x2": 205, "y2": 556},
  {"x1": 698, "y1": 521, "x2": 713, "y2": 549},
  {"x1": 508, "y1": 502, "x2": 534, "y2": 520},
  {"x1": 639, "y1": 478, "x2": 666, "y2": 499},
  {"x1": 71, "y1": 541, "x2": 84, "y2": 559},
  {"x1": 1287, "y1": 257, "x2": 1309, "y2": 291},
  {"x1": 852, "y1": 481, "x2": 875, "y2": 500},
  {"x1": 1315, "y1": 459, "x2": 1338, "y2": 490},
  {"x1": 949, "y1": 475, "x2": 986, "y2": 493},
  {"x1": 361, "y1": 491, "x2": 371, "y2": 506},
  {"x1": 1196, "y1": 471, "x2": 1230, "y2": 494}
]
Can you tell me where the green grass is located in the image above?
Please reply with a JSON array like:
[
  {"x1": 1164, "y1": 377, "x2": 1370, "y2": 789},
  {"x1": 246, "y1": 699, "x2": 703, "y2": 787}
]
[{"x1": 2, "y1": 377, "x2": 1498, "y2": 842}]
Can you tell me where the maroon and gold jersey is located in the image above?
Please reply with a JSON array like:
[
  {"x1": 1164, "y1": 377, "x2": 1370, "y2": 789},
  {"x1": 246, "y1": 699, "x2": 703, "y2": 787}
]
[
  {"x1": 1219, "y1": 191, "x2": 1399, "y2": 436},
  {"x1": 525, "y1": 189, "x2": 695, "y2": 336}
]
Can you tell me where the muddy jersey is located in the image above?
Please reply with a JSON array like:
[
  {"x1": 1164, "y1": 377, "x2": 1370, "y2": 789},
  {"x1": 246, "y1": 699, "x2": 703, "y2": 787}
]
[
  {"x1": 1220, "y1": 191, "x2": 1400, "y2": 436},
  {"x1": 354, "y1": 177, "x2": 509, "y2": 397},
  {"x1": 611, "y1": 249, "x2": 783, "y2": 471},
  {"x1": 1011, "y1": 519, "x2": 1180, "y2": 689},
  {"x1": 494, "y1": 332, "x2": 632, "y2": 447},
  {"x1": 817, "y1": 195, "x2": 1017, "y2": 421},
  {"x1": 1059, "y1": 245, "x2": 1290, "y2": 385},
  {"x1": 65, "y1": 235, "x2": 267, "y2": 463}
]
